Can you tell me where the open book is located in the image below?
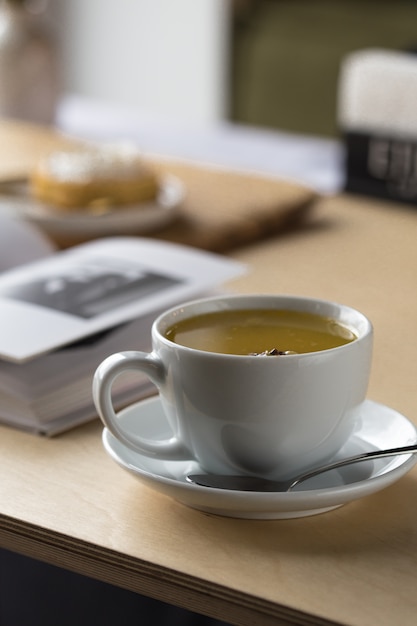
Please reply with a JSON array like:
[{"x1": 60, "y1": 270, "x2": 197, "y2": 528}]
[{"x1": 0, "y1": 215, "x2": 245, "y2": 435}]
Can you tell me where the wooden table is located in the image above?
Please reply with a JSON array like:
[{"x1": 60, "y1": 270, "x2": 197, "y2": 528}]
[{"x1": 1, "y1": 191, "x2": 417, "y2": 626}]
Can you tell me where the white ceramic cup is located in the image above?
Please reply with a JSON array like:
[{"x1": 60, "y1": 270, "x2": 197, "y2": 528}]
[{"x1": 93, "y1": 294, "x2": 373, "y2": 479}]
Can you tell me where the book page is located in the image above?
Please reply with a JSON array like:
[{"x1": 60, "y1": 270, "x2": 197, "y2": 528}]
[{"x1": 0, "y1": 237, "x2": 245, "y2": 363}]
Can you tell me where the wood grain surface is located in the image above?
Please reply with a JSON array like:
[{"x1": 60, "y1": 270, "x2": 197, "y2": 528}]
[{"x1": 0, "y1": 189, "x2": 416, "y2": 626}]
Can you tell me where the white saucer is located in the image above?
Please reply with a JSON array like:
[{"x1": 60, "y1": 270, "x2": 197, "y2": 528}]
[
  {"x1": 102, "y1": 397, "x2": 417, "y2": 519},
  {"x1": 0, "y1": 175, "x2": 184, "y2": 238}
]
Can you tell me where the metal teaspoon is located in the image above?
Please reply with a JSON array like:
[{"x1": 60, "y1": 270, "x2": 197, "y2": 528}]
[{"x1": 186, "y1": 443, "x2": 417, "y2": 492}]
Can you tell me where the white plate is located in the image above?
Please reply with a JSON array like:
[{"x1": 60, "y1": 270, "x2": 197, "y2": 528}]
[
  {"x1": 0, "y1": 175, "x2": 184, "y2": 238},
  {"x1": 102, "y1": 397, "x2": 417, "y2": 519}
]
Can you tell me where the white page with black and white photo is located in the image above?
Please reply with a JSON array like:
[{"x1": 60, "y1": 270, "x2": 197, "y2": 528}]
[{"x1": 0, "y1": 236, "x2": 245, "y2": 363}]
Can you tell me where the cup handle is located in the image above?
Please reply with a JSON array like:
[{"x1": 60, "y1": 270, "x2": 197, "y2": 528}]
[{"x1": 92, "y1": 351, "x2": 190, "y2": 460}]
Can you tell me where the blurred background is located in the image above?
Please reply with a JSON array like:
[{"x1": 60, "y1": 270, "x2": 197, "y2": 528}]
[
  {"x1": 49, "y1": 0, "x2": 232, "y2": 125},
  {"x1": 43, "y1": 0, "x2": 417, "y2": 137},
  {"x1": 1, "y1": 0, "x2": 417, "y2": 198}
]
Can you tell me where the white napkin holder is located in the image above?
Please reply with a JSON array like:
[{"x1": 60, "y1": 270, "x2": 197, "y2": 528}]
[{"x1": 338, "y1": 48, "x2": 417, "y2": 205}]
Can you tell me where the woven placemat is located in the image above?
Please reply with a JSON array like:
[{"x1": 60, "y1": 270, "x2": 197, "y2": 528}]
[{"x1": 0, "y1": 119, "x2": 318, "y2": 252}]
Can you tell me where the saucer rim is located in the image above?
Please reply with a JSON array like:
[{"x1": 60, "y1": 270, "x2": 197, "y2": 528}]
[{"x1": 102, "y1": 397, "x2": 417, "y2": 518}]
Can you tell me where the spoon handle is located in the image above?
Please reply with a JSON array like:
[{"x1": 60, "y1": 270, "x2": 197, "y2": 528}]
[{"x1": 289, "y1": 443, "x2": 417, "y2": 489}]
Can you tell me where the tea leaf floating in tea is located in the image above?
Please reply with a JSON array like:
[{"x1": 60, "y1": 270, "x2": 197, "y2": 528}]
[{"x1": 250, "y1": 348, "x2": 297, "y2": 356}]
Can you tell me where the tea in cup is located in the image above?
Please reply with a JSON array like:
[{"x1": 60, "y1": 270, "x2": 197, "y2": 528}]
[{"x1": 93, "y1": 294, "x2": 373, "y2": 479}]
